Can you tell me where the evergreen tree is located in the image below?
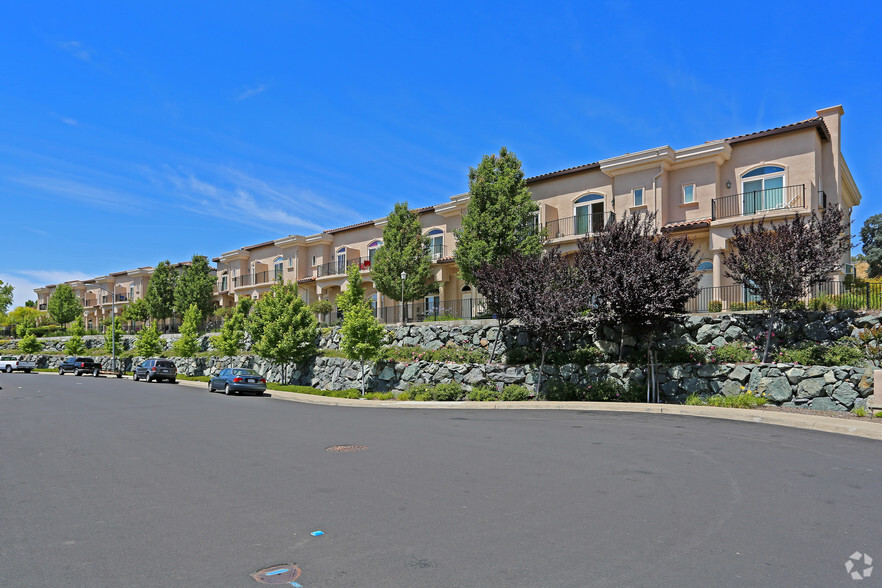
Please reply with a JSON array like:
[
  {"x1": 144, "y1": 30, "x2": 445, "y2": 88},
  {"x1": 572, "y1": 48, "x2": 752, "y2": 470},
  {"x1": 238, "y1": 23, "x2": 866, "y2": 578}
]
[
  {"x1": 454, "y1": 147, "x2": 543, "y2": 285},
  {"x1": 0, "y1": 279, "x2": 13, "y2": 314},
  {"x1": 47, "y1": 283, "x2": 83, "y2": 327},
  {"x1": 135, "y1": 323, "x2": 163, "y2": 357},
  {"x1": 211, "y1": 308, "x2": 245, "y2": 356},
  {"x1": 65, "y1": 317, "x2": 86, "y2": 356},
  {"x1": 173, "y1": 303, "x2": 201, "y2": 357},
  {"x1": 861, "y1": 214, "x2": 882, "y2": 278},
  {"x1": 340, "y1": 301, "x2": 386, "y2": 396},
  {"x1": 145, "y1": 260, "x2": 177, "y2": 323},
  {"x1": 370, "y1": 202, "x2": 437, "y2": 322},
  {"x1": 175, "y1": 255, "x2": 215, "y2": 320},
  {"x1": 246, "y1": 281, "x2": 318, "y2": 382},
  {"x1": 335, "y1": 263, "x2": 367, "y2": 314},
  {"x1": 19, "y1": 332, "x2": 41, "y2": 354}
]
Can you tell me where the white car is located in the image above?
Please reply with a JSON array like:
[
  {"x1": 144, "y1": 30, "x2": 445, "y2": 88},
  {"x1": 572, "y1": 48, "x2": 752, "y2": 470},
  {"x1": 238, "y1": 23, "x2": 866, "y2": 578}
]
[{"x1": 0, "y1": 355, "x2": 36, "y2": 373}]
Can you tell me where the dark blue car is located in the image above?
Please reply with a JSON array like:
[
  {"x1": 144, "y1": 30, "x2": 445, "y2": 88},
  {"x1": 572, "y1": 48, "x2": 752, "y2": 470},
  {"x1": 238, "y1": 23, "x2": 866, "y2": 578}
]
[{"x1": 208, "y1": 368, "x2": 267, "y2": 395}]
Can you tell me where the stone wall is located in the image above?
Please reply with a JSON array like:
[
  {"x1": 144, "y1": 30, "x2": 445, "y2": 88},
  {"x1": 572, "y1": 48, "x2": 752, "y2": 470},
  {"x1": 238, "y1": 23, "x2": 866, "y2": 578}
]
[
  {"x1": 18, "y1": 352, "x2": 876, "y2": 413},
  {"x1": 3, "y1": 310, "x2": 879, "y2": 359}
]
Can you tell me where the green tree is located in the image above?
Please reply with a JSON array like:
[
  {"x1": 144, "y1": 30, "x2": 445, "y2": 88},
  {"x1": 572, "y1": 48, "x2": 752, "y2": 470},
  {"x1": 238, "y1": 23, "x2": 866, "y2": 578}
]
[
  {"x1": 335, "y1": 263, "x2": 367, "y2": 314},
  {"x1": 9, "y1": 306, "x2": 42, "y2": 337},
  {"x1": 246, "y1": 281, "x2": 318, "y2": 382},
  {"x1": 0, "y1": 279, "x2": 12, "y2": 314},
  {"x1": 861, "y1": 214, "x2": 882, "y2": 278},
  {"x1": 134, "y1": 323, "x2": 163, "y2": 357},
  {"x1": 24, "y1": 300, "x2": 35, "y2": 308},
  {"x1": 47, "y1": 283, "x2": 83, "y2": 327},
  {"x1": 172, "y1": 303, "x2": 201, "y2": 357},
  {"x1": 19, "y1": 332, "x2": 41, "y2": 354},
  {"x1": 65, "y1": 317, "x2": 86, "y2": 355},
  {"x1": 370, "y1": 202, "x2": 437, "y2": 322},
  {"x1": 103, "y1": 316, "x2": 125, "y2": 356},
  {"x1": 211, "y1": 308, "x2": 246, "y2": 356},
  {"x1": 340, "y1": 300, "x2": 386, "y2": 396},
  {"x1": 454, "y1": 147, "x2": 543, "y2": 285},
  {"x1": 175, "y1": 254, "x2": 215, "y2": 320},
  {"x1": 122, "y1": 298, "x2": 150, "y2": 329},
  {"x1": 145, "y1": 260, "x2": 177, "y2": 324}
]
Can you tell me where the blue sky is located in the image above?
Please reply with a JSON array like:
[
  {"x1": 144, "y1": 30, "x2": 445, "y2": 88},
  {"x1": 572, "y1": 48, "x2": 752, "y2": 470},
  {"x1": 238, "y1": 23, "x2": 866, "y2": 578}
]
[{"x1": 1, "y1": 0, "x2": 879, "y2": 307}]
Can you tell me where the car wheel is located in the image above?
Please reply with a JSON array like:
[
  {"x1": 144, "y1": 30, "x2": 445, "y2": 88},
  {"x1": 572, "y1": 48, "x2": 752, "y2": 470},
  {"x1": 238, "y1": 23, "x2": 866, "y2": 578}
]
[
  {"x1": 58, "y1": 367, "x2": 64, "y2": 376},
  {"x1": 147, "y1": 375, "x2": 154, "y2": 383},
  {"x1": 5, "y1": 365, "x2": 11, "y2": 373},
  {"x1": 133, "y1": 373, "x2": 139, "y2": 382},
  {"x1": 169, "y1": 378, "x2": 176, "y2": 384},
  {"x1": 25, "y1": 369, "x2": 31, "y2": 374},
  {"x1": 75, "y1": 371, "x2": 82, "y2": 376},
  {"x1": 92, "y1": 368, "x2": 100, "y2": 377},
  {"x1": 224, "y1": 383, "x2": 232, "y2": 395},
  {"x1": 207, "y1": 381, "x2": 214, "y2": 392}
]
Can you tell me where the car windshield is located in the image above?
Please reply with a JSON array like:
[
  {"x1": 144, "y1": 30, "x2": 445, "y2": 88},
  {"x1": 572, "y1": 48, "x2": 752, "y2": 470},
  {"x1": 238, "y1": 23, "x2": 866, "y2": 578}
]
[
  {"x1": 76, "y1": 358, "x2": 93, "y2": 362},
  {"x1": 156, "y1": 361, "x2": 176, "y2": 368},
  {"x1": 232, "y1": 369, "x2": 258, "y2": 376}
]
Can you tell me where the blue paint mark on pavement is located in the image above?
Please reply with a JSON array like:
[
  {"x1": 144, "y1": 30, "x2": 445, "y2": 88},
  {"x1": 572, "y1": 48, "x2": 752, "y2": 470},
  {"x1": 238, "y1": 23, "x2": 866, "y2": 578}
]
[{"x1": 266, "y1": 568, "x2": 288, "y2": 575}]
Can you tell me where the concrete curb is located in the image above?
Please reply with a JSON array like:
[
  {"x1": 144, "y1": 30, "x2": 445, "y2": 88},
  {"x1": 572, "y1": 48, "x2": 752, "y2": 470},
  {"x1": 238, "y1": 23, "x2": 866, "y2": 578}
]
[{"x1": 169, "y1": 377, "x2": 882, "y2": 441}]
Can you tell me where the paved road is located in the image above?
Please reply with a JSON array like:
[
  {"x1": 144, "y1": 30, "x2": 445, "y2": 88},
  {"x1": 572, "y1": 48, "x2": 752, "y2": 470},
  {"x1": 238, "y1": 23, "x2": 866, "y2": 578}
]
[{"x1": 1, "y1": 372, "x2": 880, "y2": 587}]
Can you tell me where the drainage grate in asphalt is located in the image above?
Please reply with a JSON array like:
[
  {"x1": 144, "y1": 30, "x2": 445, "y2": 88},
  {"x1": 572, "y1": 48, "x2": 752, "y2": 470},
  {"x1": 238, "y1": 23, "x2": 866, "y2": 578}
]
[
  {"x1": 251, "y1": 564, "x2": 301, "y2": 584},
  {"x1": 326, "y1": 444, "x2": 367, "y2": 452}
]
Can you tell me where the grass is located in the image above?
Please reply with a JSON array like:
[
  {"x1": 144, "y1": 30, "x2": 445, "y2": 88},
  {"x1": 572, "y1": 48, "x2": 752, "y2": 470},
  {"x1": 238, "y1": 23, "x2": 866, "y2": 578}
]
[
  {"x1": 685, "y1": 391, "x2": 768, "y2": 409},
  {"x1": 853, "y1": 407, "x2": 867, "y2": 417}
]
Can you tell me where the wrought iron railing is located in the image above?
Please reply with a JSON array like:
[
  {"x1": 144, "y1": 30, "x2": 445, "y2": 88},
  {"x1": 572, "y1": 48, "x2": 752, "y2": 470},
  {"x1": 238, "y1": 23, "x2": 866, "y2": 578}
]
[
  {"x1": 686, "y1": 280, "x2": 882, "y2": 313},
  {"x1": 545, "y1": 212, "x2": 615, "y2": 238},
  {"x1": 712, "y1": 184, "x2": 805, "y2": 220}
]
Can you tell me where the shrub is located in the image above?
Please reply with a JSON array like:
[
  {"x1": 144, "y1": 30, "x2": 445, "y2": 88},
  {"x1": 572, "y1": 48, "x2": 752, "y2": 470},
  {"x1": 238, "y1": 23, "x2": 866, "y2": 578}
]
[
  {"x1": 658, "y1": 344, "x2": 708, "y2": 364},
  {"x1": 745, "y1": 300, "x2": 767, "y2": 311},
  {"x1": 396, "y1": 391, "x2": 412, "y2": 401},
  {"x1": 702, "y1": 391, "x2": 767, "y2": 408},
  {"x1": 776, "y1": 343, "x2": 824, "y2": 365},
  {"x1": 18, "y1": 333, "x2": 42, "y2": 353},
  {"x1": 710, "y1": 342, "x2": 755, "y2": 363},
  {"x1": 824, "y1": 338, "x2": 864, "y2": 366},
  {"x1": 685, "y1": 393, "x2": 703, "y2": 405},
  {"x1": 308, "y1": 300, "x2": 334, "y2": 316},
  {"x1": 708, "y1": 300, "x2": 723, "y2": 313},
  {"x1": 468, "y1": 386, "x2": 499, "y2": 401},
  {"x1": 506, "y1": 345, "x2": 604, "y2": 366},
  {"x1": 404, "y1": 383, "x2": 433, "y2": 401},
  {"x1": 432, "y1": 382, "x2": 465, "y2": 401},
  {"x1": 776, "y1": 339, "x2": 864, "y2": 366},
  {"x1": 853, "y1": 407, "x2": 867, "y2": 417},
  {"x1": 544, "y1": 379, "x2": 584, "y2": 401},
  {"x1": 808, "y1": 295, "x2": 833, "y2": 311},
  {"x1": 832, "y1": 292, "x2": 864, "y2": 310},
  {"x1": 499, "y1": 384, "x2": 531, "y2": 401},
  {"x1": 377, "y1": 345, "x2": 487, "y2": 364},
  {"x1": 729, "y1": 302, "x2": 746, "y2": 311}
]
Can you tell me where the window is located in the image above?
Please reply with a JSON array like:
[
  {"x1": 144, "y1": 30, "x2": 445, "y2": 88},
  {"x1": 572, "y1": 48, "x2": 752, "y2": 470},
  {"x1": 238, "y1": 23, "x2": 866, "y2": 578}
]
[
  {"x1": 368, "y1": 240, "x2": 382, "y2": 266},
  {"x1": 129, "y1": 285, "x2": 135, "y2": 300},
  {"x1": 336, "y1": 247, "x2": 346, "y2": 274},
  {"x1": 426, "y1": 230, "x2": 443, "y2": 259},
  {"x1": 574, "y1": 194, "x2": 605, "y2": 235},
  {"x1": 529, "y1": 211, "x2": 540, "y2": 232},
  {"x1": 221, "y1": 275, "x2": 228, "y2": 292},
  {"x1": 683, "y1": 184, "x2": 695, "y2": 204},
  {"x1": 633, "y1": 187, "x2": 644, "y2": 207},
  {"x1": 250, "y1": 263, "x2": 255, "y2": 284},
  {"x1": 425, "y1": 295, "x2": 440, "y2": 318},
  {"x1": 274, "y1": 256, "x2": 283, "y2": 280},
  {"x1": 741, "y1": 165, "x2": 785, "y2": 214},
  {"x1": 696, "y1": 261, "x2": 713, "y2": 272},
  {"x1": 311, "y1": 256, "x2": 317, "y2": 267}
]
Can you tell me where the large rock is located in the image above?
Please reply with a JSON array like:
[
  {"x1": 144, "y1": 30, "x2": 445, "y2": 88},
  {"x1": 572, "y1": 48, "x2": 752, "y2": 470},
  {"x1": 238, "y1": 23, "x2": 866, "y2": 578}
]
[
  {"x1": 796, "y1": 377, "x2": 826, "y2": 399},
  {"x1": 831, "y1": 383, "x2": 859, "y2": 408},
  {"x1": 803, "y1": 321, "x2": 829, "y2": 342},
  {"x1": 756, "y1": 376, "x2": 792, "y2": 403},
  {"x1": 720, "y1": 379, "x2": 744, "y2": 397},
  {"x1": 811, "y1": 397, "x2": 845, "y2": 411}
]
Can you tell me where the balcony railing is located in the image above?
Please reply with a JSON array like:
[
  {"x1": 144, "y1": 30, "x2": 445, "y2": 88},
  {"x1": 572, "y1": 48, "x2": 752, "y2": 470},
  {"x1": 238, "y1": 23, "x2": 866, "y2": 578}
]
[
  {"x1": 545, "y1": 212, "x2": 615, "y2": 239},
  {"x1": 230, "y1": 271, "x2": 277, "y2": 289},
  {"x1": 316, "y1": 256, "x2": 372, "y2": 278},
  {"x1": 427, "y1": 244, "x2": 449, "y2": 261},
  {"x1": 101, "y1": 294, "x2": 128, "y2": 304},
  {"x1": 313, "y1": 297, "x2": 491, "y2": 325},
  {"x1": 712, "y1": 184, "x2": 805, "y2": 220}
]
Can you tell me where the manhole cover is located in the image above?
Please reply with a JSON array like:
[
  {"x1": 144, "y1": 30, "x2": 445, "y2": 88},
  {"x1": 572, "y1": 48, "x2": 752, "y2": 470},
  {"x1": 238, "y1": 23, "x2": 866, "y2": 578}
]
[
  {"x1": 252, "y1": 564, "x2": 301, "y2": 584},
  {"x1": 326, "y1": 445, "x2": 367, "y2": 452}
]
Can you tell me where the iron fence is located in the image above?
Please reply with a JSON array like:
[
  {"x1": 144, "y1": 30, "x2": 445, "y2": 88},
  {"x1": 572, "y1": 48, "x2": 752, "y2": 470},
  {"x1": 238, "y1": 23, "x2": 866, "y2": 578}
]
[
  {"x1": 711, "y1": 184, "x2": 805, "y2": 220},
  {"x1": 545, "y1": 212, "x2": 615, "y2": 238},
  {"x1": 686, "y1": 280, "x2": 882, "y2": 313}
]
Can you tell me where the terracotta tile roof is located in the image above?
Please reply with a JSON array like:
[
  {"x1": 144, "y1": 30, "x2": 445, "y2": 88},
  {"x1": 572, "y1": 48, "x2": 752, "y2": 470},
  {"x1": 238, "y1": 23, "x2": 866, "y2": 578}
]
[
  {"x1": 724, "y1": 117, "x2": 829, "y2": 144},
  {"x1": 661, "y1": 218, "x2": 712, "y2": 232},
  {"x1": 297, "y1": 276, "x2": 316, "y2": 284},
  {"x1": 526, "y1": 161, "x2": 601, "y2": 183},
  {"x1": 324, "y1": 205, "x2": 437, "y2": 234}
]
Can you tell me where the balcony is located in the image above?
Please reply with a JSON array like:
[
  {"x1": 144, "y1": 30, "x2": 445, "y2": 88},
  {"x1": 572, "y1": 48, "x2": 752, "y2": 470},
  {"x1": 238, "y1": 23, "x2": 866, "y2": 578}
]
[
  {"x1": 545, "y1": 212, "x2": 615, "y2": 239},
  {"x1": 101, "y1": 294, "x2": 128, "y2": 304},
  {"x1": 230, "y1": 270, "x2": 280, "y2": 289},
  {"x1": 316, "y1": 256, "x2": 372, "y2": 278},
  {"x1": 711, "y1": 184, "x2": 805, "y2": 220},
  {"x1": 38, "y1": 303, "x2": 47, "y2": 311}
]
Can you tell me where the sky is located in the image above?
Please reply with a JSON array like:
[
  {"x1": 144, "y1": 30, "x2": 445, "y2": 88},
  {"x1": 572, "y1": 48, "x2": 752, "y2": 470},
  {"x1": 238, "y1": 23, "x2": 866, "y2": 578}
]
[{"x1": 1, "y1": 0, "x2": 879, "y2": 308}]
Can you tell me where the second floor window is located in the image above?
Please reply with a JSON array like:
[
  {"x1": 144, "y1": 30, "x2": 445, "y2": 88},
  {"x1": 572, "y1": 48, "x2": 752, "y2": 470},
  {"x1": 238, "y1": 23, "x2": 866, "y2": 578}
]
[
  {"x1": 426, "y1": 230, "x2": 443, "y2": 259},
  {"x1": 368, "y1": 240, "x2": 382, "y2": 266},
  {"x1": 683, "y1": 184, "x2": 695, "y2": 204},
  {"x1": 742, "y1": 165, "x2": 785, "y2": 214},
  {"x1": 274, "y1": 257, "x2": 283, "y2": 280},
  {"x1": 633, "y1": 187, "x2": 644, "y2": 207}
]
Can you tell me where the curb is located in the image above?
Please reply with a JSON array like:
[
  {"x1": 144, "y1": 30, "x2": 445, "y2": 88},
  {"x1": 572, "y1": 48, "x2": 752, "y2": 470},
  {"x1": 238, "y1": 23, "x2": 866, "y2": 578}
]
[{"x1": 171, "y1": 378, "x2": 882, "y2": 442}]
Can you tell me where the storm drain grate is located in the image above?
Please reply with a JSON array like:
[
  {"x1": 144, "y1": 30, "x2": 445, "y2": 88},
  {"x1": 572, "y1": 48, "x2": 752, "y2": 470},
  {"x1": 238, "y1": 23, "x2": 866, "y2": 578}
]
[{"x1": 326, "y1": 444, "x2": 367, "y2": 453}]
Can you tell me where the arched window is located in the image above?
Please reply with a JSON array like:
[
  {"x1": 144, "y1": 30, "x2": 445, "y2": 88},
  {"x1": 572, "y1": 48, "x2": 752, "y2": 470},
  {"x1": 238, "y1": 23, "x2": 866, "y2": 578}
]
[
  {"x1": 336, "y1": 247, "x2": 346, "y2": 274},
  {"x1": 273, "y1": 256, "x2": 283, "y2": 280},
  {"x1": 574, "y1": 194, "x2": 604, "y2": 235},
  {"x1": 220, "y1": 272, "x2": 228, "y2": 292},
  {"x1": 742, "y1": 165, "x2": 785, "y2": 214},
  {"x1": 426, "y1": 229, "x2": 444, "y2": 259},
  {"x1": 697, "y1": 261, "x2": 713, "y2": 272},
  {"x1": 368, "y1": 240, "x2": 382, "y2": 266}
]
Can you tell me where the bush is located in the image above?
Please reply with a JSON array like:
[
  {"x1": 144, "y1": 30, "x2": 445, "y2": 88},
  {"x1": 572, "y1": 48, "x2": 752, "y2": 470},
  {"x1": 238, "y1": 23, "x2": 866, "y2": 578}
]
[
  {"x1": 658, "y1": 344, "x2": 708, "y2": 364},
  {"x1": 506, "y1": 345, "x2": 605, "y2": 366},
  {"x1": 708, "y1": 300, "x2": 723, "y2": 313},
  {"x1": 499, "y1": 384, "x2": 531, "y2": 401},
  {"x1": 545, "y1": 379, "x2": 584, "y2": 401},
  {"x1": 710, "y1": 342, "x2": 755, "y2": 363},
  {"x1": 377, "y1": 345, "x2": 487, "y2": 364},
  {"x1": 396, "y1": 391, "x2": 412, "y2": 401},
  {"x1": 432, "y1": 382, "x2": 465, "y2": 401},
  {"x1": 18, "y1": 333, "x2": 42, "y2": 353},
  {"x1": 775, "y1": 338, "x2": 864, "y2": 366},
  {"x1": 823, "y1": 338, "x2": 864, "y2": 366},
  {"x1": 730, "y1": 302, "x2": 746, "y2": 311},
  {"x1": 308, "y1": 300, "x2": 334, "y2": 316},
  {"x1": 808, "y1": 295, "x2": 833, "y2": 311},
  {"x1": 468, "y1": 386, "x2": 499, "y2": 401}
]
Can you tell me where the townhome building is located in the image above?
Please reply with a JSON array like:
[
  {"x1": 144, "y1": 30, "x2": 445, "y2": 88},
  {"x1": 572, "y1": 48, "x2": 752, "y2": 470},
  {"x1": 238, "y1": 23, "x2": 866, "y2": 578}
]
[
  {"x1": 35, "y1": 262, "x2": 208, "y2": 331},
  {"x1": 214, "y1": 105, "x2": 861, "y2": 320}
]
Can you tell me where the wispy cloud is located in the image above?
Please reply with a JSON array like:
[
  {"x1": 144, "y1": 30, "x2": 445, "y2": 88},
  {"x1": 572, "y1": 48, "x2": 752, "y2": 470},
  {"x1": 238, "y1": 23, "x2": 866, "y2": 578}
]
[
  {"x1": 236, "y1": 84, "x2": 268, "y2": 101},
  {"x1": 59, "y1": 40, "x2": 96, "y2": 62},
  {"x1": 155, "y1": 165, "x2": 357, "y2": 234},
  {"x1": 9, "y1": 175, "x2": 135, "y2": 210}
]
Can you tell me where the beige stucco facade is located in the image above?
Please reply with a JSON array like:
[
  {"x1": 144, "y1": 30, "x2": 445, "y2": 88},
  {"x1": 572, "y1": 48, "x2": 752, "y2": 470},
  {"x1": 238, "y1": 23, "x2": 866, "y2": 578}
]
[{"x1": 37, "y1": 106, "x2": 864, "y2": 322}]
